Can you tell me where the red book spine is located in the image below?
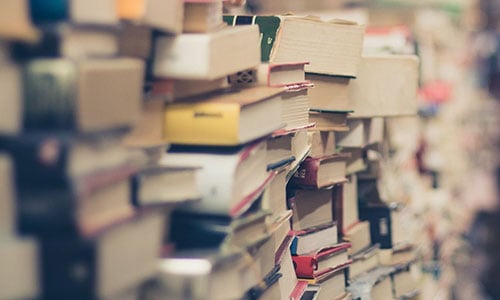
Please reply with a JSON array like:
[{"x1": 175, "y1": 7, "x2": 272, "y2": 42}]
[{"x1": 290, "y1": 157, "x2": 319, "y2": 188}]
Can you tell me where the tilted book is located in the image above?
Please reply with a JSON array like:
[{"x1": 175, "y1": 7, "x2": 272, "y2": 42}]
[
  {"x1": 153, "y1": 25, "x2": 261, "y2": 80},
  {"x1": 223, "y1": 15, "x2": 365, "y2": 77},
  {"x1": 163, "y1": 86, "x2": 284, "y2": 146},
  {"x1": 290, "y1": 154, "x2": 348, "y2": 189},
  {"x1": 289, "y1": 222, "x2": 338, "y2": 256},
  {"x1": 292, "y1": 242, "x2": 351, "y2": 279},
  {"x1": 161, "y1": 140, "x2": 273, "y2": 217}
]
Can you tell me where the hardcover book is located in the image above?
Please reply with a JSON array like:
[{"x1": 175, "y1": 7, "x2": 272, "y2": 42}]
[
  {"x1": 289, "y1": 222, "x2": 338, "y2": 256},
  {"x1": 223, "y1": 15, "x2": 365, "y2": 77},
  {"x1": 292, "y1": 243, "x2": 351, "y2": 279},
  {"x1": 153, "y1": 25, "x2": 260, "y2": 80},
  {"x1": 2, "y1": 58, "x2": 144, "y2": 134},
  {"x1": 41, "y1": 213, "x2": 165, "y2": 300},
  {"x1": 161, "y1": 140, "x2": 273, "y2": 217},
  {"x1": 290, "y1": 154, "x2": 348, "y2": 189},
  {"x1": 306, "y1": 74, "x2": 351, "y2": 112},
  {"x1": 163, "y1": 86, "x2": 284, "y2": 146}
]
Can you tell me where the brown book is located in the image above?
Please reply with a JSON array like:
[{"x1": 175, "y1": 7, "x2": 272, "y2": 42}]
[
  {"x1": 287, "y1": 188, "x2": 333, "y2": 231},
  {"x1": 290, "y1": 154, "x2": 348, "y2": 189}
]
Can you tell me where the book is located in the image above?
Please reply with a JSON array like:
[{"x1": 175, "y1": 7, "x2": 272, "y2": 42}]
[
  {"x1": 349, "y1": 55, "x2": 419, "y2": 118},
  {"x1": 41, "y1": 212, "x2": 165, "y2": 300},
  {"x1": 308, "y1": 109, "x2": 350, "y2": 131},
  {"x1": 0, "y1": 0, "x2": 39, "y2": 41},
  {"x1": 261, "y1": 166, "x2": 289, "y2": 218},
  {"x1": 183, "y1": 0, "x2": 224, "y2": 33},
  {"x1": 268, "y1": 210, "x2": 293, "y2": 254},
  {"x1": 343, "y1": 147, "x2": 367, "y2": 175},
  {"x1": 153, "y1": 25, "x2": 261, "y2": 80},
  {"x1": 292, "y1": 243, "x2": 351, "y2": 279},
  {"x1": 347, "y1": 266, "x2": 394, "y2": 300},
  {"x1": 3, "y1": 58, "x2": 144, "y2": 134},
  {"x1": 266, "y1": 134, "x2": 295, "y2": 170},
  {"x1": 308, "y1": 131, "x2": 335, "y2": 158},
  {"x1": 301, "y1": 263, "x2": 350, "y2": 300},
  {"x1": 151, "y1": 77, "x2": 229, "y2": 102},
  {"x1": 275, "y1": 236, "x2": 299, "y2": 300},
  {"x1": 131, "y1": 165, "x2": 202, "y2": 207},
  {"x1": 117, "y1": 0, "x2": 184, "y2": 33},
  {"x1": 379, "y1": 243, "x2": 418, "y2": 266},
  {"x1": 289, "y1": 222, "x2": 338, "y2": 256},
  {"x1": 290, "y1": 154, "x2": 348, "y2": 189},
  {"x1": 223, "y1": 15, "x2": 365, "y2": 77},
  {"x1": 30, "y1": 0, "x2": 119, "y2": 25},
  {"x1": 343, "y1": 221, "x2": 371, "y2": 255},
  {"x1": 0, "y1": 154, "x2": 15, "y2": 236},
  {"x1": 359, "y1": 202, "x2": 409, "y2": 249},
  {"x1": 169, "y1": 208, "x2": 270, "y2": 250},
  {"x1": 337, "y1": 118, "x2": 385, "y2": 148},
  {"x1": 281, "y1": 89, "x2": 311, "y2": 129},
  {"x1": 287, "y1": 188, "x2": 333, "y2": 231},
  {"x1": 270, "y1": 125, "x2": 313, "y2": 174},
  {"x1": 154, "y1": 248, "x2": 260, "y2": 300},
  {"x1": 245, "y1": 233, "x2": 278, "y2": 282},
  {"x1": 349, "y1": 244, "x2": 380, "y2": 280},
  {"x1": 332, "y1": 174, "x2": 361, "y2": 235},
  {"x1": 0, "y1": 237, "x2": 39, "y2": 300},
  {"x1": 163, "y1": 86, "x2": 284, "y2": 146},
  {"x1": 256, "y1": 61, "x2": 310, "y2": 87},
  {"x1": 306, "y1": 74, "x2": 351, "y2": 111},
  {"x1": 161, "y1": 141, "x2": 273, "y2": 217},
  {"x1": 12, "y1": 23, "x2": 118, "y2": 59}
]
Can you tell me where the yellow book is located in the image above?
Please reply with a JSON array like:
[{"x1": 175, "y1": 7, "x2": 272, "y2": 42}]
[{"x1": 164, "y1": 86, "x2": 285, "y2": 146}]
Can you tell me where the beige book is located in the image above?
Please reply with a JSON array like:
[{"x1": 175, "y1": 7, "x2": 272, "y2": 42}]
[
  {"x1": 117, "y1": 0, "x2": 183, "y2": 33},
  {"x1": 337, "y1": 118, "x2": 384, "y2": 148},
  {"x1": 343, "y1": 221, "x2": 371, "y2": 255},
  {"x1": 342, "y1": 174, "x2": 359, "y2": 232},
  {"x1": 309, "y1": 110, "x2": 349, "y2": 131},
  {"x1": 183, "y1": 0, "x2": 224, "y2": 33},
  {"x1": 154, "y1": 25, "x2": 260, "y2": 80},
  {"x1": 71, "y1": 0, "x2": 119, "y2": 25},
  {"x1": 349, "y1": 55, "x2": 419, "y2": 118},
  {"x1": 0, "y1": 154, "x2": 15, "y2": 236},
  {"x1": 307, "y1": 74, "x2": 351, "y2": 111},
  {"x1": 288, "y1": 189, "x2": 333, "y2": 231},
  {"x1": 0, "y1": 0, "x2": 39, "y2": 41},
  {"x1": 308, "y1": 131, "x2": 336, "y2": 158},
  {"x1": 0, "y1": 238, "x2": 39, "y2": 300}
]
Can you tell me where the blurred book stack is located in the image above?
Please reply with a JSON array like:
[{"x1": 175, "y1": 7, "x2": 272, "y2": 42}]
[{"x1": 0, "y1": 0, "x2": 192, "y2": 299}]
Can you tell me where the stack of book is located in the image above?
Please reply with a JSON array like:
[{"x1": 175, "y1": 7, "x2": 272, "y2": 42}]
[{"x1": 0, "y1": 0, "x2": 191, "y2": 298}]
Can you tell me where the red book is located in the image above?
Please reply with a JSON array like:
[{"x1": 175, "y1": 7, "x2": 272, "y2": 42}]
[
  {"x1": 290, "y1": 154, "x2": 348, "y2": 189},
  {"x1": 292, "y1": 242, "x2": 351, "y2": 279}
]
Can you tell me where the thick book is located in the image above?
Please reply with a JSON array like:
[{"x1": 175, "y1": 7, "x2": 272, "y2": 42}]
[
  {"x1": 290, "y1": 154, "x2": 348, "y2": 189},
  {"x1": 287, "y1": 188, "x2": 333, "y2": 231},
  {"x1": 183, "y1": 0, "x2": 224, "y2": 33},
  {"x1": 30, "y1": 0, "x2": 119, "y2": 25},
  {"x1": 308, "y1": 130, "x2": 335, "y2": 159},
  {"x1": 0, "y1": 0, "x2": 38, "y2": 41},
  {"x1": 223, "y1": 15, "x2": 365, "y2": 77},
  {"x1": 301, "y1": 263, "x2": 350, "y2": 300},
  {"x1": 153, "y1": 25, "x2": 260, "y2": 80},
  {"x1": 40, "y1": 212, "x2": 165, "y2": 300},
  {"x1": 131, "y1": 165, "x2": 202, "y2": 207},
  {"x1": 252, "y1": 61, "x2": 311, "y2": 88},
  {"x1": 0, "y1": 58, "x2": 144, "y2": 134},
  {"x1": 155, "y1": 248, "x2": 260, "y2": 300},
  {"x1": 292, "y1": 243, "x2": 351, "y2": 279},
  {"x1": 169, "y1": 208, "x2": 270, "y2": 250},
  {"x1": 289, "y1": 222, "x2": 338, "y2": 256},
  {"x1": 349, "y1": 55, "x2": 419, "y2": 118},
  {"x1": 308, "y1": 109, "x2": 350, "y2": 131},
  {"x1": 0, "y1": 237, "x2": 39, "y2": 300},
  {"x1": 12, "y1": 23, "x2": 118, "y2": 59},
  {"x1": 306, "y1": 74, "x2": 351, "y2": 111},
  {"x1": 117, "y1": 0, "x2": 183, "y2": 33},
  {"x1": 163, "y1": 86, "x2": 284, "y2": 146}
]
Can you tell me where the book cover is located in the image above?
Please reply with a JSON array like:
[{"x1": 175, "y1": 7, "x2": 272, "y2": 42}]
[
  {"x1": 163, "y1": 86, "x2": 284, "y2": 146},
  {"x1": 292, "y1": 242, "x2": 351, "y2": 279}
]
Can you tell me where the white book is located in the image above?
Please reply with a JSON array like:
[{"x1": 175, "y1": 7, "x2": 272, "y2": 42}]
[{"x1": 153, "y1": 25, "x2": 261, "y2": 80}]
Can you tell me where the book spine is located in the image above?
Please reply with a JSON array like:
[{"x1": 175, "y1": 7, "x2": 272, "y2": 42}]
[
  {"x1": 290, "y1": 157, "x2": 319, "y2": 188},
  {"x1": 22, "y1": 59, "x2": 78, "y2": 131},
  {"x1": 41, "y1": 238, "x2": 97, "y2": 300}
]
